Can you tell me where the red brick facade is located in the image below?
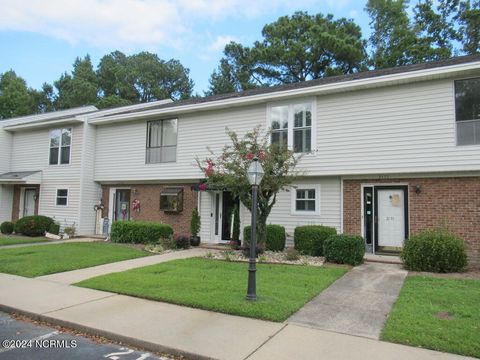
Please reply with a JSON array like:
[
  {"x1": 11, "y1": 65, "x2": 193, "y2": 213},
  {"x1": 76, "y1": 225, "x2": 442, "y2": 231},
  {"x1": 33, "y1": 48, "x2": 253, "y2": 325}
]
[
  {"x1": 101, "y1": 184, "x2": 198, "y2": 236},
  {"x1": 343, "y1": 177, "x2": 480, "y2": 268},
  {"x1": 12, "y1": 185, "x2": 40, "y2": 222}
]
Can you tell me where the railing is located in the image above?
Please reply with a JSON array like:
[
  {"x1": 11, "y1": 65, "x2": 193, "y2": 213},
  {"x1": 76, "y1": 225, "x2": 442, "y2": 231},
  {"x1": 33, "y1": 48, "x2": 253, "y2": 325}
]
[
  {"x1": 457, "y1": 119, "x2": 480, "y2": 146},
  {"x1": 146, "y1": 145, "x2": 177, "y2": 163}
]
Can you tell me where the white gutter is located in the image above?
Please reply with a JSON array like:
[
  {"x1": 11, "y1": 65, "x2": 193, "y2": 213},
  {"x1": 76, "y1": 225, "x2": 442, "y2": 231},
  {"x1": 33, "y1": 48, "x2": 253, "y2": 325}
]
[
  {"x1": 3, "y1": 117, "x2": 84, "y2": 132},
  {"x1": 89, "y1": 61, "x2": 480, "y2": 125}
]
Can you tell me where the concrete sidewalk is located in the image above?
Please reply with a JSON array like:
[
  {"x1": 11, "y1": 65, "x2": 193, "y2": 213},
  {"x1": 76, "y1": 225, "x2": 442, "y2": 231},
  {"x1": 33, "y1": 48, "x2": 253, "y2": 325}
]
[
  {"x1": 0, "y1": 271, "x2": 471, "y2": 360},
  {"x1": 288, "y1": 262, "x2": 407, "y2": 339},
  {"x1": 38, "y1": 247, "x2": 210, "y2": 284}
]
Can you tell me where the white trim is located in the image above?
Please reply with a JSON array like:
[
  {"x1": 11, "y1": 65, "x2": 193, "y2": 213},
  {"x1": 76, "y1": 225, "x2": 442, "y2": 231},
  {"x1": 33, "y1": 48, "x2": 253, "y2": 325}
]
[
  {"x1": 89, "y1": 60, "x2": 480, "y2": 125},
  {"x1": 290, "y1": 184, "x2": 321, "y2": 216},
  {"x1": 55, "y1": 187, "x2": 69, "y2": 207}
]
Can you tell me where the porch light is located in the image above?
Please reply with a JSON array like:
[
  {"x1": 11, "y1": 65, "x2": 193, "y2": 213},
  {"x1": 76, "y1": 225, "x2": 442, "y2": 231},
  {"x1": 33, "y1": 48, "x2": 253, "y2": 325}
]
[{"x1": 247, "y1": 157, "x2": 264, "y2": 186}]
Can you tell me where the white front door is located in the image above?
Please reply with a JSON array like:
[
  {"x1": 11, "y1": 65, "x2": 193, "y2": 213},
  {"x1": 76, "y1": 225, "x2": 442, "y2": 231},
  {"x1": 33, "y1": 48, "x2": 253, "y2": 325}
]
[
  {"x1": 23, "y1": 188, "x2": 36, "y2": 217},
  {"x1": 211, "y1": 192, "x2": 223, "y2": 242},
  {"x1": 376, "y1": 188, "x2": 406, "y2": 248}
]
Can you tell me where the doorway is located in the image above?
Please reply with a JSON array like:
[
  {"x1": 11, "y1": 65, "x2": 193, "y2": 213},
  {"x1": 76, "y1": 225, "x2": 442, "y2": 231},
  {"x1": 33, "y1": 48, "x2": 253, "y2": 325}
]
[
  {"x1": 23, "y1": 188, "x2": 36, "y2": 217},
  {"x1": 363, "y1": 185, "x2": 408, "y2": 254},
  {"x1": 114, "y1": 189, "x2": 131, "y2": 221},
  {"x1": 212, "y1": 191, "x2": 239, "y2": 242}
]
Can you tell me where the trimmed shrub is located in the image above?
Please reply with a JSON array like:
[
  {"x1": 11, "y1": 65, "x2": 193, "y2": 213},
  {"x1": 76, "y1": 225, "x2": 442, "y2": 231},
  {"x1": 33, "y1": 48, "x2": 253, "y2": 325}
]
[
  {"x1": 110, "y1": 221, "x2": 173, "y2": 244},
  {"x1": 294, "y1": 225, "x2": 337, "y2": 256},
  {"x1": 324, "y1": 234, "x2": 365, "y2": 266},
  {"x1": 190, "y1": 207, "x2": 200, "y2": 236},
  {"x1": 14, "y1": 215, "x2": 54, "y2": 236},
  {"x1": 243, "y1": 224, "x2": 286, "y2": 251},
  {"x1": 48, "y1": 223, "x2": 60, "y2": 235},
  {"x1": 401, "y1": 229, "x2": 467, "y2": 273},
  {"x1": 175, "y1": 234, "x2": 191, "y2": 249},
  {"x1": 1, "y1": 221, "x2": 14, "y2": 235},
  {"x1": 284, "y1": 248, "x2": 300, "y2": 261}
]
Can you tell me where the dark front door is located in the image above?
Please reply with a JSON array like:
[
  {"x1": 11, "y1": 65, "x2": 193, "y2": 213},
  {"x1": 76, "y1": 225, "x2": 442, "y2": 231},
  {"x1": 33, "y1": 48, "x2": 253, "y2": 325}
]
[
  {"x1": 114, "y1": 189, "x2": 130, "y2": 221},
  {"x1": 221, "y1": 191, "x2": 238, "y2": 241}
]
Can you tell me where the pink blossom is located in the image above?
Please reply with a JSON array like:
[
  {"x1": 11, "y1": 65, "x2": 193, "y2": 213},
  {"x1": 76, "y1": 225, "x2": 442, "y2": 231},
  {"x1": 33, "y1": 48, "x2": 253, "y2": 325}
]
[
  {"x1": 199, "y1": 183, "x2": 207, "y2": 191},
  {"x1": 258, "y1": 151, "x2": 266, "y2": 160},
  {"x1": 245, "y1": 152, "x2": 255, "y2": 160}
]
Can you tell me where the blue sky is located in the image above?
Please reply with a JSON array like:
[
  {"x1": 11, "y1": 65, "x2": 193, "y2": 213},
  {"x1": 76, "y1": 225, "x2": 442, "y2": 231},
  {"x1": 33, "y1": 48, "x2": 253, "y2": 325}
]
[{"x1": 0, "y1": 0, "x2": 371, "y2": 94}]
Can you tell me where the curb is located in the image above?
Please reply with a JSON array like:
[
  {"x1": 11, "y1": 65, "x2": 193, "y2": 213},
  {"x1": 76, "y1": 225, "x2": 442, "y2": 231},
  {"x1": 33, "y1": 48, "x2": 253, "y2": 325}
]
[{"x1": 0, "y1": 304, "x2": 217, "y2": 360}]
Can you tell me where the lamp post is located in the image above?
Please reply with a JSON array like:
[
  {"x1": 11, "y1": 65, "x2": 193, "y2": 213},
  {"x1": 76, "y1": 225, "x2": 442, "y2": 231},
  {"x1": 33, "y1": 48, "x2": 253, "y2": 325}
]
[{"x1": 246, "y1": 156, "x2": 264, "y2": 301}]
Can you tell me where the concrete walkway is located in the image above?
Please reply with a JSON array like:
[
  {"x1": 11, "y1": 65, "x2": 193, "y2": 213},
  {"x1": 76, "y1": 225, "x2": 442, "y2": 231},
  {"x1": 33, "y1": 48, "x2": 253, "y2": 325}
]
[
  {"x1": 288, "y1": 262, "x2": 408, "y2": 339},
  {"x1": 38, "y1": 247, "x2": 210, "y2": 284},
  {"x1": 0, "y1": 271, "x2": 470, "y2": 360}
]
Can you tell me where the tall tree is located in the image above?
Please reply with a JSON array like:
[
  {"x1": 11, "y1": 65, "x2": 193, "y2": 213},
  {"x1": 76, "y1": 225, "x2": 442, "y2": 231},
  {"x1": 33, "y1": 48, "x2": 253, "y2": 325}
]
[
  {"x1": 366, "y1": 0, "x2": 417, "y2": 68},
  {"x1": 97, "y1": 50, "x2": 137, "y2": 103},
  {"x1": 54, "y1": 55, "x2": 99, "y2": 109},
  {"x1": 207, "y1": 11, "x2": 367, "y2": 95},
  {"x1": 456, "y1": 0, "x2": 480, "y2": 54},
  {"x1": 0, "y1": 70, "x2": 36, "y2": 119}
]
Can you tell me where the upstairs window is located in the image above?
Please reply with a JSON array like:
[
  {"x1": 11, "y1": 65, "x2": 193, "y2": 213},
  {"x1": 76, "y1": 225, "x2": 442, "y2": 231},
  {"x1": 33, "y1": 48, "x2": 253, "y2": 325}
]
[
  {"x1": 455, "y1": 78, "x2": 480, "y2": 146},
  {"x1": 146, "y1": 119, "x2": 177, "y2": 163},
  {"x1": 269, "y1": 101, "x2": 314, "y2": 153},
  {"x1": 49, "y1": 128, "x2": 71, "y2": 165}
]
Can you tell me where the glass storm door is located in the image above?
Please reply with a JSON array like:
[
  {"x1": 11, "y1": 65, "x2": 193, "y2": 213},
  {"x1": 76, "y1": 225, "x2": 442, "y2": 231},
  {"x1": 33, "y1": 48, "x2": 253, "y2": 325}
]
[
  {"x1": 212, "y1": 192, "x2": 223, "y2": 242},
  {"x1": 23, "y1": 189, "x2": 36, "y2": 217},
  {"x1": 114, "y1": 189, "x2": 130, "y2": 221}
]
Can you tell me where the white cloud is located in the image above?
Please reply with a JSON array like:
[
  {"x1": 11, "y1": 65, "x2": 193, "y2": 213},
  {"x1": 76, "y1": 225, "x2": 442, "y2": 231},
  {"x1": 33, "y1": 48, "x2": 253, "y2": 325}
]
[
  {"x1": 208, "y1": 35, "x2": 237, "y2": 52},
  {"x1": 0, "y1": 0, "x2": 316, "y2": 49},
  {"x1": 348, "y1": 9, "x2": 358, "y2": 18}
]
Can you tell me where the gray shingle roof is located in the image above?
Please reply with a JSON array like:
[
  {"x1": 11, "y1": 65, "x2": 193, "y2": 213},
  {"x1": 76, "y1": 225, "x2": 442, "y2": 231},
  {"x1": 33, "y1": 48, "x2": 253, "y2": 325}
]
[{"x1": 0, "y1": 171, "x2": 41, "y2": 180}]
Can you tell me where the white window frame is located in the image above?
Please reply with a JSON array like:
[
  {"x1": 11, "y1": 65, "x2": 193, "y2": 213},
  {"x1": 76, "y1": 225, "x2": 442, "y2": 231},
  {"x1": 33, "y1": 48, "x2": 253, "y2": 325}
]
[
  {"x1": 267, "y1": 98, "x2": 317, "y2": 153},
  {"x1": 290, "y1": 184, "x2": 320, "y2": 215},
  {"x1": 49, "y1": 127, "x2": 72, "y2": 166},
  {"x1": 454, "y1": 77, "x2": 480, "y2": 147},
  {"x1": 145, "y1": 118, "x2": 178, "y2": 164},
  {"x1": 55, "y1": 188, "x2": 69, "y2": 207}
]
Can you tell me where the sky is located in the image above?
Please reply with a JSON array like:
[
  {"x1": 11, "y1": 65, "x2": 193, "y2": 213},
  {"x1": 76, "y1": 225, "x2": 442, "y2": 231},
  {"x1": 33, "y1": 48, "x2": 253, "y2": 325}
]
[{"x1": 0, "y1": 0, "x2": 372, "y2": 95}]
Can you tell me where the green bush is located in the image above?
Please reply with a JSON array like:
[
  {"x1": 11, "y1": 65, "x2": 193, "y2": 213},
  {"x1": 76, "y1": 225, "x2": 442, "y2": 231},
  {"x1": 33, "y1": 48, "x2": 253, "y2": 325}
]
[
  {"x1": 48, "y1": 223, "x2": 60, "y2": 235},
  {"x1": 14, "y1": 215, "x2": 54, "y2": 236},
  {"x1": 190, "y1": 207, "x2": 200, "y2": 236},
  {"x1": 1, "y1": 221, "x2": 14, "y2": 235},
  {"x1": 324, "y1": 234, "x2": 365, "y2": 266},
  {"x1": 294, "y1": 225, "x2": 337, "y2": 256},
  {"x1": 243, "y1": 224, "x2": 286, "y2": 251},
  {"x1": 401, "y1": 229, "x2": 467, "y2": 273},
  {"x1": 110, "y1": 221, "x2": 173, "y2": 244}
]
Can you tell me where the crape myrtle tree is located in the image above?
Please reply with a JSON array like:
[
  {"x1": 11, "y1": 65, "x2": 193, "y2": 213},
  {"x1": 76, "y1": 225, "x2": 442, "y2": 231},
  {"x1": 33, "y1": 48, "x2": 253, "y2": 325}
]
[{"x1": 197, "y1": 127, "x2": 300, "y2": 250}]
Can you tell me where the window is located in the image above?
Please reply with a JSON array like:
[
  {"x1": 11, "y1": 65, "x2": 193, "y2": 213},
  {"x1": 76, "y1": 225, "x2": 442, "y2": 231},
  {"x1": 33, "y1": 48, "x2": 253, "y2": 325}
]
[
  {"x1": 269, "y1": 101, "x2": 313, "y2": 153},
  {"x1": 455, "y1": 78, "x2": 480, "y2": 146},
  {"x1": 291, "y1": 185, "x2": 319, "y2": 215},
  {"x1": 160, "y1": 187, "x2": 183, "y2": 212},
  {"x1": 296, "y1": 189, "x2": 316, "y2": 211},
  {"x1": 49, "y1": 128, "x2": 71, "y2": 165},
  {"x1": 146, "y1": 119, "x2": 177, "y2": 163},
  {"x1": 56, "y1": 189, "x2": 68, "y2": 206}
]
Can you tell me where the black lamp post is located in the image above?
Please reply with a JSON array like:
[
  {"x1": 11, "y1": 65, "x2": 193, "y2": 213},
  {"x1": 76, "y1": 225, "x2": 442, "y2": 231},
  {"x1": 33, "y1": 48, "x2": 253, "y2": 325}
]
[{"x1": 246, "y1": 157, "x2": 264, "y2": 301}]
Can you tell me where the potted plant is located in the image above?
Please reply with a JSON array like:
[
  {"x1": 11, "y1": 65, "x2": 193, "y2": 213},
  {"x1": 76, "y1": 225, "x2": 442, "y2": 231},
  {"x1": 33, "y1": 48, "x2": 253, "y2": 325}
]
[
  {"x1": 63, "y1": 225, "x2": 76, "y2": 239},
  {"x1": 190, "y1": 207, "x2": 201, "y2": 246}
]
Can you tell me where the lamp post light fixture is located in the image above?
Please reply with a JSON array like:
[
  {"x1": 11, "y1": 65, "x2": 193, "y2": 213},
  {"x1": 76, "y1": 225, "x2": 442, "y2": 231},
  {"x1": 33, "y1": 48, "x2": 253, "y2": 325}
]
[{"x1": 246, "y1": 156, "x2": 264, "y2": 301}]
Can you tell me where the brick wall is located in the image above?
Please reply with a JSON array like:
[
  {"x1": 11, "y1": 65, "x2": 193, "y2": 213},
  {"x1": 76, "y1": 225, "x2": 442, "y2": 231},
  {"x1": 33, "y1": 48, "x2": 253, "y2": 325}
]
[
  {"x1": 12, "y1": 185, "x2": 40, "y2": 222},
  {"x1": 102, "y1": 184, "x2": 198, "y2": 236},
  {"x1": 343, "y1": 177, "x2": 480, "y2": 268}
]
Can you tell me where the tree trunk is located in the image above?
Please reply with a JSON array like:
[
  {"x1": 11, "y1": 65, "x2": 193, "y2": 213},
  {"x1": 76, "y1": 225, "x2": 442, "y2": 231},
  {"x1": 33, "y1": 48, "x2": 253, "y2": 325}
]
[{"x1": 255, "y1": 213, "x2": 268, "y2": 252}]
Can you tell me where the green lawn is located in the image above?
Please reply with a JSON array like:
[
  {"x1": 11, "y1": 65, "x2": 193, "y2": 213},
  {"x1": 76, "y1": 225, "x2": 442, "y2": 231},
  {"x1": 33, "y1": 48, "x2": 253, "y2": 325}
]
[
  {"x1": 0, "y1": 242, "x2": 151, "y2": 277},
  {"x1": 382, "y1": 276, "x2": 480, "y2": 358},
  {"x1": 76, "y1": 258, "x2": 347, "y2": 322},
  {"x1": 0, "y1": 234, "x2": 49, "y2": 246}
]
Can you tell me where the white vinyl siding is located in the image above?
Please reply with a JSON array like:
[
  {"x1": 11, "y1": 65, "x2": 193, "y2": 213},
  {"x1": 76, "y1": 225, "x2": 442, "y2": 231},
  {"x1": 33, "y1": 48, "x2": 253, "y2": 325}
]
[
  {"x1": 0, "y1": 185, "x2": 14, "y2": 223},
  {"x1": 95, "y1": 105, "x2": 265, "y2": 182},
  {"x1": 10, "y1": 124, "x2": 83, "y2": 229}
]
